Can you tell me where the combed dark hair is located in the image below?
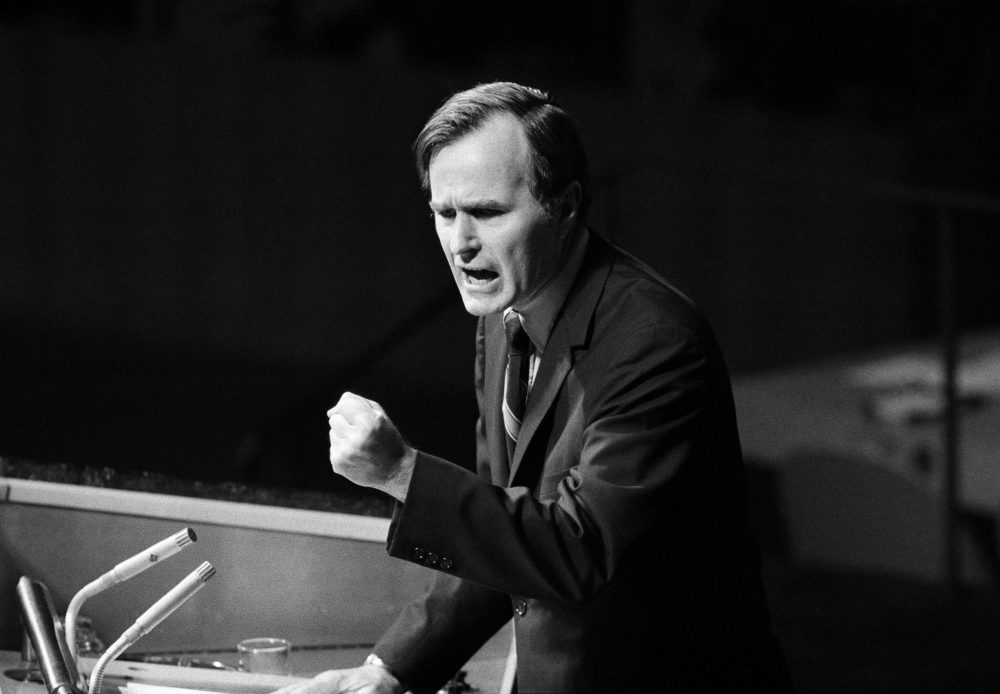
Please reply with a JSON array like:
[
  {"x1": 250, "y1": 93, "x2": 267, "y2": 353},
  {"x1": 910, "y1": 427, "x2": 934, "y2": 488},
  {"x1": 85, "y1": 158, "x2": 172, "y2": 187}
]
[{"x1": 414, "y1": 81, "x2": 590, "y2": 222}]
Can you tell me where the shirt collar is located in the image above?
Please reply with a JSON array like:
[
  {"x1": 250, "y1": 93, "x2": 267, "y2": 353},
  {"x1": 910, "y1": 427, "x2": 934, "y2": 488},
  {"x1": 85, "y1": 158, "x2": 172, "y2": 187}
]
[{"x1": 505, "y1": 227, "x2": 589, "y2": 354}]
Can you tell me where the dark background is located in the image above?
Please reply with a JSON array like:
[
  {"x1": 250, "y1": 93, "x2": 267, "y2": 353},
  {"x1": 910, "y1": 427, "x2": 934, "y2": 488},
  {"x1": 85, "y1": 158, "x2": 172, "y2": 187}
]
[
  {"x1": 2, "y1": 0, "x2": 998, "y2": 490},
  {"x1": 1, "y1": 3, "x2": 1000, "y2": 689}
]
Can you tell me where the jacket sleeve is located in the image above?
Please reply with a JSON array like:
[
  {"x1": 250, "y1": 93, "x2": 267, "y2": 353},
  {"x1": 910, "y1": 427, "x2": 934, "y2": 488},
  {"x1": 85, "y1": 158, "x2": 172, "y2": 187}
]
[
  {"x1": 370, "y1": 317, "x2": 512, "y2": 694},
  {"x1": 372, "y1": 566, "x2": 511, "y2": 694}
]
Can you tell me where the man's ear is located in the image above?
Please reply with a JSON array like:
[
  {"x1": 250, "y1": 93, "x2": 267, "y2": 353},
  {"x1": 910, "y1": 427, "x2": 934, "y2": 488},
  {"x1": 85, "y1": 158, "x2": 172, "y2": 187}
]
[{"x1": 556, "y1": 180, "x2": 583, "y2": 238}]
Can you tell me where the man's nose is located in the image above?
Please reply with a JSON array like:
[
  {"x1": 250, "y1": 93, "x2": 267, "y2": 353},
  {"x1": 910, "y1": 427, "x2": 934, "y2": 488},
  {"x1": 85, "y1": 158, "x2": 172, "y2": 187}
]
[{"x1": 449, "y1": 214, "x2": 479, "y2": 257}]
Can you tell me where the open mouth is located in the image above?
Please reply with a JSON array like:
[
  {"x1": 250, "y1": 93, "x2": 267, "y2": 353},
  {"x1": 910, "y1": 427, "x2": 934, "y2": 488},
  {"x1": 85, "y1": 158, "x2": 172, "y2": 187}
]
[{"x1": 462, "y1": 268, "x2": 499, "y2": 285}]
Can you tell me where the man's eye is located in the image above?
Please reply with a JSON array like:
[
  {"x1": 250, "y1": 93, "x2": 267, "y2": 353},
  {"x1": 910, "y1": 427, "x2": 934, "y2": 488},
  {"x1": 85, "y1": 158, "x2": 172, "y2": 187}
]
[
  {"x1": 471, "y1": 208, "x2": 502, "y2": 219},
  {"x1": 433, "y1": 209, "x2": 456, "y2": 220}
]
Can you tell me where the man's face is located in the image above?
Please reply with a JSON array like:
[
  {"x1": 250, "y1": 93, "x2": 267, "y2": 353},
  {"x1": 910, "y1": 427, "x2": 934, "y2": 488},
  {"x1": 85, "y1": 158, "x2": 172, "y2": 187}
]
[{"x1": 428, "y1": 113, "x2": 571, "y2": 316}]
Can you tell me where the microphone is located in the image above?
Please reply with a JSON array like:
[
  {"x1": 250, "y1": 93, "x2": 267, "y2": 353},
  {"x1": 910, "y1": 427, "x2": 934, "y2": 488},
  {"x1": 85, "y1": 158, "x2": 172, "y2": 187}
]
[
  {"x1": 105, "y1": 528, "x2": 198, "y2": 585},
  {"x1": 86, "y1": 562, "x2": 216, "y2": 694},
  {"x1": 65, "y1": 528, "x2": 196, "y2": 662},
  {"x1": 113, "y1": 561, "x2": 216, "y2": 645},
  {"x1": 17, "y1": 577, "x2": 84, "y2": 694}
]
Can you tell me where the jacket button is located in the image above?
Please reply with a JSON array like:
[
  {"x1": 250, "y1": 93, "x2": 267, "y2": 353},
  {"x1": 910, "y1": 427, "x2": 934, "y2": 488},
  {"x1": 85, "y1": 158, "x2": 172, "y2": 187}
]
[
  {"x1": 440, "y1": 556, "x2": 454, "y2": 570},
  {"x1": 412, "y1": 547, "x2": 425, "y2": 561},
  {"x1": 514, "y1": 599, "x2": 528, "y2": 617},
  {"x1": 426, "y1": 552, "x2": 439, "y2": 566}
]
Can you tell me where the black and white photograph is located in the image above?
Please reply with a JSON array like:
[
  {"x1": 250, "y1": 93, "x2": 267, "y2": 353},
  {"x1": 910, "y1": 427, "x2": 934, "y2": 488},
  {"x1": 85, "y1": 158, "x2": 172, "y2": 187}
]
[{"x1": 2, "y1": 2, "x2": 999, "y2": 692}]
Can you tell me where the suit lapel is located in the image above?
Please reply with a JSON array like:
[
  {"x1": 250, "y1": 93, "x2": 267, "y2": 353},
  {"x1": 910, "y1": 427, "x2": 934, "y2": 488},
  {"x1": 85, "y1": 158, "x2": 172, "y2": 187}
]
[{"x1": 508, "y1": 236, "x2": 615, "y2": 485}]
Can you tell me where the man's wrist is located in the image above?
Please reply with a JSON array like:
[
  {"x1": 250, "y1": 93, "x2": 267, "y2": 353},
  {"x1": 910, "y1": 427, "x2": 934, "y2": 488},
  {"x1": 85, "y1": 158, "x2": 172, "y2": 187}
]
[
  {"x1": 387, "y1": 447, "x2": 418, "y2": 502},
  {"x1": 363, "y1": 652, "x2": 402, "y2": 684}
]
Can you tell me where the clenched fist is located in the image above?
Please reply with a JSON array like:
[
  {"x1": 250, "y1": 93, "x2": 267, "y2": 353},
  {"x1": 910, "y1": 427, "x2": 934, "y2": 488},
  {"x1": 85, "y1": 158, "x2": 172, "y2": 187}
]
[{"x1": 327, "y1": 392, "x2": 416, "y2": 502}]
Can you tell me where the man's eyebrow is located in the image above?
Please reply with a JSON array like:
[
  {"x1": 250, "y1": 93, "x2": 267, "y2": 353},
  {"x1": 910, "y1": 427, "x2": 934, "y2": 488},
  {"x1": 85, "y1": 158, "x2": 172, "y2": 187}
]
[{"x1": 430, "y1": 198, "x2": 505, "y2": 211}]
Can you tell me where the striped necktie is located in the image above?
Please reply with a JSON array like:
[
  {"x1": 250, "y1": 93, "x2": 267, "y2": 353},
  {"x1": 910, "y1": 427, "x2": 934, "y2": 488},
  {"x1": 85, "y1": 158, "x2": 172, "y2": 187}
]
[{"x1": 502, "y1": 310, "x2": 531, "y2": 462}]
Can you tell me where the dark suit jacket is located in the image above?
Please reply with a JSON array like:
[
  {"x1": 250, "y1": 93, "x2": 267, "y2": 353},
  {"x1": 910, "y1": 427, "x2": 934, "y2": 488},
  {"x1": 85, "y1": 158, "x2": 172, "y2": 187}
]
[{"x1": 374, "y1": 233, "x2": 789, "y2": 693}]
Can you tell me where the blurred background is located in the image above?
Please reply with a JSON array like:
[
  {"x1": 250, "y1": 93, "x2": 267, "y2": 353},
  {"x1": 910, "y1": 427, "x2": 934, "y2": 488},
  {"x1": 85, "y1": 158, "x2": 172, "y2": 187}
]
[{"x1": 1, "y1": 1, "x2": 999, "y2": 690}]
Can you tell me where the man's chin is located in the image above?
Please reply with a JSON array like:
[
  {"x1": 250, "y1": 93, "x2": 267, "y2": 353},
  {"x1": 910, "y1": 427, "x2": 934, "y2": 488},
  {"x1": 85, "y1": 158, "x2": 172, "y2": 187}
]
[{"x1": 459, "y1": 292, "x2": 506, "y2": 317}]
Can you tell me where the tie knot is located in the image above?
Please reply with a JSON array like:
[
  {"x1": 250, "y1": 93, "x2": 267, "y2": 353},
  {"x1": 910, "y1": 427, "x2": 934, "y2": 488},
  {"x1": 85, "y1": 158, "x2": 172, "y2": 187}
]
[{"x1": 504, "y1": 310, "x2": 530, "y2": 353}]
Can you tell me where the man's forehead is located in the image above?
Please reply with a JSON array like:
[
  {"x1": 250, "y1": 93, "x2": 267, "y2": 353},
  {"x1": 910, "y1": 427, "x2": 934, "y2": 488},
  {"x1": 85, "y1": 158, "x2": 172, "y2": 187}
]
[
  {"x1": 432, "y1": 114, "x2": 528, "y2": 168},
  {"x1": 429, "y1": 114, "x2": 531, "y2": 193}
]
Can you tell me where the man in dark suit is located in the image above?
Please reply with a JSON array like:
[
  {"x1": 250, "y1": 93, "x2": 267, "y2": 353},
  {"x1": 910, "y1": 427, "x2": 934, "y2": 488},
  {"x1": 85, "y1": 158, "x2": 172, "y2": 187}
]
[{"x1": 276, "y1": 82, "x2": 790, "y2": 693}]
